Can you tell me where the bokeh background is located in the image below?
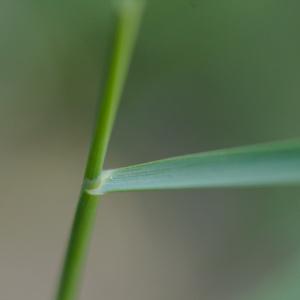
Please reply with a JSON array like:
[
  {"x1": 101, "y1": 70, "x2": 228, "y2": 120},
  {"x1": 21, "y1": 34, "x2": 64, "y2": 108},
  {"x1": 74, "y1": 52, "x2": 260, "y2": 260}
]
[{"x1": 1, "y1": 0, "x2": 300, "y2": 299}]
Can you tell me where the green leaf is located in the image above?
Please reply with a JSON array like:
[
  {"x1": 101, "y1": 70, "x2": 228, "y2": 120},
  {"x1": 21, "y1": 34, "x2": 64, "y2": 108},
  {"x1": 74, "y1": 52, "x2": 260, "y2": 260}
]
[{"x1": 88, "y1": 139, "x2": 300, "y2": 195}]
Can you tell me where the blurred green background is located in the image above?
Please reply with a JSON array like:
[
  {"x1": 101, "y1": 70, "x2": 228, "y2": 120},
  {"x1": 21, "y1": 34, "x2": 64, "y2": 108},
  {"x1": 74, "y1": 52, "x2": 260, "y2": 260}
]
[{"x1": 1, "y1": 0, "x2": 300, "y2": 299}]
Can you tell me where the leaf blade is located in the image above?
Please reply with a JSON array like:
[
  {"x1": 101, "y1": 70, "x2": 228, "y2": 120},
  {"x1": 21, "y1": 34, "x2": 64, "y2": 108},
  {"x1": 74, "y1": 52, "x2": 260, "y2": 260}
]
[{"x1": 89, "y1": 139, "x2": 300, "y2": 195}]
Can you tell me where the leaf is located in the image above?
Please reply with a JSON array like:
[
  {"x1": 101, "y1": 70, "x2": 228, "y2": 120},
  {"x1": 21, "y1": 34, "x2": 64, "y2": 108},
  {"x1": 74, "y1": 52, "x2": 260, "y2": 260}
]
[{"x1": 89, "y1": 139, "x2": 300, "y2": 195}]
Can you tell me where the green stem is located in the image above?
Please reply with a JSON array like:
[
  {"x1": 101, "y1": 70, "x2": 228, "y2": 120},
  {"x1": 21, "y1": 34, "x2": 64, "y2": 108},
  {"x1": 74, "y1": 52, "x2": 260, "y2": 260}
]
[
  {"x1": 56, "y1": 2, "x2": 144, "y2": 300},
  {"x1": 56, "y1": 193, "x2": 98, "y2": 300}
]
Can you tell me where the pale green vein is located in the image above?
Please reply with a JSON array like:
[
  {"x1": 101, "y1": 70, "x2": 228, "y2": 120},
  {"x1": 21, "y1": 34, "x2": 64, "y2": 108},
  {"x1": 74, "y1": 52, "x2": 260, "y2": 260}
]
[{"x1": 88, "y1": 139, "x2": 300, "y2": 195}]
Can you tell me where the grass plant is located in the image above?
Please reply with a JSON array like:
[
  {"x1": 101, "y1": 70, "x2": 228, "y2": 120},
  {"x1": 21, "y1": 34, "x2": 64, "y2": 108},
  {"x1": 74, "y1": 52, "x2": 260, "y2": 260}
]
[{"x1": 56, "y1": 1, "x2": 300, "y2": 300}]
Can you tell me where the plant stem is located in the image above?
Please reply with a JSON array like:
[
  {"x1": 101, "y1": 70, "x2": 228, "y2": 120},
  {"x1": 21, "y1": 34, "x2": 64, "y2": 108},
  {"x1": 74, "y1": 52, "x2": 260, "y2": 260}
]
[
  {"x1": 56, "y1": 193, "x2": 99, "y2": 300},
  {"x1": 56, "y1": 2, "x2": 144, "y2": 300}
]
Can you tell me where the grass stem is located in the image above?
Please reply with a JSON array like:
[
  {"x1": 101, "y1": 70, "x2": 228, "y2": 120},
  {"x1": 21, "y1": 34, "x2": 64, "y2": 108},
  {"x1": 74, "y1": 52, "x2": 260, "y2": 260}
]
[{"x1": 55, "y1": 2, "x2": 144, "y2": 300}]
